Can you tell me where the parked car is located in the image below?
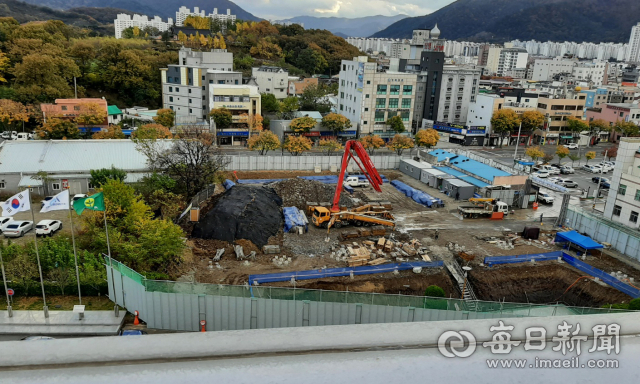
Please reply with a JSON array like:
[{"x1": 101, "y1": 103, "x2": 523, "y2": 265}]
[
  {"x1": 16, "y1": 132, "x2": 29, "y2": 141},
  {"x1": 565, "y1": 143, "x2": 579, "y2": 150},
  {"x1": 592, "y1": 176, "x2": 610, "y2": 184},
  {"x1": 601, "y1": 181, "x2": 611, "y2": 189},
  {"x1": 36, "y1": 220, "x2": 62, "y2": 237},
  {"x1": 548, "y1": 177, "x2": 563, "y2": 184},
  {"x1": 345, "y1": 176, "x2": 370, "y2": 188},
  {"x1": 560, "y1": 165, "x2": 575, "y2": 174},
  {"x1": 556, "y1": 179, "x2": 578, "y2": 188},
  {"x1": 0, "y1": 217, "x2": 14, "y2": 233},
  {"x1": 72, "y1": 194, "x2": 88, "y2": 202},
  {"x1": 532, "y1": 170, "x2": 550, "y2": 178},
  {"x1": 548, "y1": 167, "x2": 561, "y2": 175},
  {"x1": 550, "y1": 163, "x2": 563, "y2": 169},
  {"x1": 0, "y1": 131, "x2": 11, "y2": 140},
  {"x1": 582, "y1": 165, "x2": 602, "y2": 173},
  {"x1": 538, "y1": 192, "x2": 555, "y2": 204},
  {"x1": 597, "y1": 163, "x2": 613, "y2": 173},
  {"x1": 121, "y1": 330, "x2": 146, "y2": 336},
  {"x1": 40, "y1": 196, "x2": 54, "y2": 208},
  {"x1": 3, "y1": 221, "x2": 34, "y2": 237}
]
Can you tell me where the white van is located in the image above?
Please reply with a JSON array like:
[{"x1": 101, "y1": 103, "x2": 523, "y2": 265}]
[{"x1": 16, "y1": 132, "x2": 30, "y2": 141}]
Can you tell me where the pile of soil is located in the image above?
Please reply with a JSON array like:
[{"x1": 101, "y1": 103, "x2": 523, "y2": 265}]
[
  {"x1": 271, "y1": 178, "x2": 356, "y2": 210},
  {"x1": 192, "y1": 185, "x2": 283, "y2": 248}
]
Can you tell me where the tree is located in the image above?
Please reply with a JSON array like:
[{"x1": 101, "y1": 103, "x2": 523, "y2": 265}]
[
  {"x1": 602, "y1": 147, "x2": 617, "y2": 160},
  {"x1": 321, "y1": 113, "x2": 351, "y2": 135},
  {"x1": 247, "y1": 130, "x2": 281, "y2": 155},
  {"x1": 568, "y1": 154, "x2": 580, "y2": 167},
  {"x1": 278, "y1": 97, "x2": 300, "y2": 120},
  {"x1": 520, "y1": 110, "x2": 545, "y2": 131},
  {"x1": 76, "y1": 102, "x2": 107, "y2": 127},
  {"x1": 542, "y1": 152, "x2": 554, "y2": 163},
  {"x1": 589, "y1": 118, "x2": 610, "y2": 136},
  {"x1": 0, "y1": 99, "x2": 29, "y2": 132},
  {"x1": 0, "y1": 52, "x2": 9, "y2": 83},
  {"x1": 238, "y1": 113, "x2": 263, "y2": 133},
  {"x1": 613, "y1": 121, "x2": 640, "y2": 137},
  {"x1": 6, "y1": 254, "x2": 38, "y2": 295},
  {"x1": 359, "y1": 135, "x2": 385, "y2": 155},
  {"x1": 133, "y1": 123, "x2": 173, "y2": 140},
  {"x1": 155, "y1": 131, "x2": 230, "y2": 197},
  {"x1": 92, "y1": 126, "x2": 125, "y2": 139},
  {"x1": 525, "y1": 146, "x2": 545, "y2": 162},
  {"x1": 37, "y1": 117, "x2": 80, "y2": 139},
  {"x1": 491, "y1": 109, "x2": 520, "y2": 148},
  {"x1": 209, "y1": 108, "x2": 232, "y2": 129},
  {"x1": 629, "y1": 298, "x2": 640, "y2": 311},
  {"x1": 48, "y1": 267, "x2": 73, "y2": 296},
  {"x1": 318, "y1": 138, "x2": 343, "y2": 156},
  {"x1": 386, "y1": 134, "x2": 414, "y2": 155},
  {"x1": 250, "y1": 38, "x2": 283, "y2": 60},
  {"x1": 296, "y1": 48, "x2": 328, "y2": 74},
  {"x1": 567, "y1": 118, "x2": 588, "y2": 133},
  {"x1": 261, "y1": 93, "x2": 279, "y2": 114},
  {"x1": 12, "y1": 53, "x2": 80, "y2": 104},
  {"x1": 184, "y1": 15, "x2": 211, "y2": 30},
  {"x1": 386, "y1": 115, "x2": 405, "y2": 133},
  {"x1": 153, "y1": 108, "x2": 175, "y2": 128},
  {"x1": 282, "y1": 135, "x2": 312, "y2": 156},
  {"x1": 299, "y1": 85, "x2": 330, "y2": 113},
  {"x1": 424, "y1": 285, "x2": 445, "y2": 298},
  {"x1": 290, "y1": 116, "x2": 316, "y2": 133},
  {"x1": 556, "y1": 146, "x2": 570, "y2": 164},
  {"x1": 415, "y1": 129, "x2": 440, "y2": 148},
  {"x1": 585, "y1": 151, "x2": 596, "y2": 164},
  {"x1": 90, "y1": 166, "x2": 127, "y2": 187},
  {"x1": 35, "y1": 171, "x2": 54, "y2": 196}
]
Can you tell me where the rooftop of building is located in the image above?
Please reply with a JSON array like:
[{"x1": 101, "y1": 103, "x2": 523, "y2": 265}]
[
  {"x1": 605, "y1": 103, "x2": 640, "y2": 109},
  {"x1": 254, "y1": 66, "x2": 287, "y2": 73},
  {"x1": 429, "y1": 149, "x2": 510, "y2": 183}
]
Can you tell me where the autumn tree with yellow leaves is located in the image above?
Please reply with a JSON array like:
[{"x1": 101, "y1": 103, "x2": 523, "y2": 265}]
[
  {"x1": 415, "y1": 128, "x2": 440, "y2": 148},
  {"x1": 386, "y1": 134, "x2": 415, "y2": 155},
  {"x1": 0, "y1": 99, "x2": 29, "y2": 132},
  {"x1": 359, "y1": 134, "x2": 385, "y2": 155},
  {"x1": 282, "y1": 135, "x2": 312, "y2": 156},
  {"x1": 247, "y1": 130, "x2": 281, "y2": 155}
]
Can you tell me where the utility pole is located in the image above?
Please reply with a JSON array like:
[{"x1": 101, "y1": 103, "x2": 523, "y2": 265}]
[
  {"x1": 513, "y1": 122, "x2": 523, "y2": 159},
  {"x1": 74, "y1": 77, "x2": 78, "y2": 99},
  {"x1": 593, "y1": 149, "x2": 608, "y2": 211}
]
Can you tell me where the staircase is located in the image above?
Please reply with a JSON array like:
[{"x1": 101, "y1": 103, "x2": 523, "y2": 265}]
[{"x1": 446, "y1": 261, "x2": 479, "y2": 311}]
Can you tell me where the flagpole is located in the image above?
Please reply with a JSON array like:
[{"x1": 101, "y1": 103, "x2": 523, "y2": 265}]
[
  {"x1": 28, "y1": 189, "x2": 48, "y2": 318},
  {"x1": 0, "y1": 248, "x2": 12, "y2": 317},
  {"x1": 67, "y1": 189, "x2": 82, "y2": 305}
]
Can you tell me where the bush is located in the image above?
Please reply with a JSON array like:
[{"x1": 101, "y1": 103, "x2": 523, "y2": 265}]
[
  {"x1": 629, "y1": 298, "x2": 640, "y2": 310},
  {"x1": 424, "y1": 285, "x2": 445, "y2": 298}
]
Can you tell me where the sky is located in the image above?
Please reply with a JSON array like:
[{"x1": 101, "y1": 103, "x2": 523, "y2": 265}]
[{"x1": 232, "y1": 0, "x2": 456, "y2": 20}]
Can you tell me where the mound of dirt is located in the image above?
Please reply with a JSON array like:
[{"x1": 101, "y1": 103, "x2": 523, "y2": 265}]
[
  {"x1": 192, "y1": 185, "x2": 283, "y2": 248},
  {"x1": 271, "y1": 178, "x2": 356, "y2": 210}
]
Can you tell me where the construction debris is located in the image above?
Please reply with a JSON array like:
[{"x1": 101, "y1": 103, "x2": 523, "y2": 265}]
[{"x1": 213, "y1": 249, "x2": 225, "y2": 262}]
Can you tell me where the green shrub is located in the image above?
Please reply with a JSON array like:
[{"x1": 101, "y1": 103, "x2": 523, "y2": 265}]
[
  {"x1": 629, "y1": 298, "x2": 640, "y2": 310},
  {"x1": 424, "y1": 285, "x2": 446, "y2": 298}
]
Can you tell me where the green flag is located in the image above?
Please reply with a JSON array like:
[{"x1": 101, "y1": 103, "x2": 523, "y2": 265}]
[{"x1": 73, "y1": 192, "x2": 105, "y2": 215}]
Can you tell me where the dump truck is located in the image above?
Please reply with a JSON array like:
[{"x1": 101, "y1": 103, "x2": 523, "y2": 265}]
[
  {"x1": 311, "y1": 205, "x2": 395, "y2": 229},
  {"x1": 458, "y1": 201, "x2": 509, "y2": 219}
]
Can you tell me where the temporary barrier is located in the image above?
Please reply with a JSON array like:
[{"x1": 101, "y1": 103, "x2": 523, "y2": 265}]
[
  {"x1": 390, "y1": 180, "x2": 443, "y2": 208},
  {"x1": 248, "y1": 261, "x2": 444, "y2": 286},
  {"x1": 484, "y1": 251, "x2": 564, "y2": 267},
  {"x1": 283, "y1": 207, "x2": 307, "y2": 233},
  {"x1": 298, "y1": 175, "x2": 389, "y2": 183},
  {"x1": 223, "y1": 179, "x2": 236, "y2": 189}
]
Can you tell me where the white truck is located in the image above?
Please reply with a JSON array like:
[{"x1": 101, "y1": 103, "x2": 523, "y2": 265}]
[
  {"x1": 345, "y1": 176, "x2": 370, "y2": 188},
  {"x1": 458, "y1": 201, "x2": 509, "y2": 219}
]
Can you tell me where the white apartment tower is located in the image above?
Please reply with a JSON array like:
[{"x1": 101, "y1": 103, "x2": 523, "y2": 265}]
[
  {"x1": 175, "y1": 6, "x2": 236, "y2": 27},
  {"x1": 628, "y1": 22, "x2": 640, "y2": 63},
  {"x1": 114, "y1": 14, "x2": 173, "y2": 39},
  {"x1": 437, "y1": 65, "x2": 482, "y2": 125},
  {"x1": 496, "y1": 47, "x2": 528, "y2": 76}
]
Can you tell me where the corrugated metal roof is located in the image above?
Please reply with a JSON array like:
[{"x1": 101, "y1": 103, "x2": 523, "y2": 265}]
[
  {"x1": 0, "y1": 140, "x2": 171, "y2": 174},
  {"x1": 18, "y1": 176, "x2": 42, "y2": 187},
  {"x1": 447, "y1": 178, "x2": 473, "y2": 188},
  {"x1": 429, "y1": 150, "x2": 510, "y2": 182},
  {"x1": 434, "y1": 167, "x2": 490, "y2": 188},
  {"x1": 401, "y1": 159, "x2": 432, "y2": 169}
]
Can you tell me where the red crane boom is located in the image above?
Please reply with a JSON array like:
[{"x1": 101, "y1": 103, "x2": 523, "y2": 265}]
[{"x1": 331, "y1": 140, "x2": 383, "y2": 212}]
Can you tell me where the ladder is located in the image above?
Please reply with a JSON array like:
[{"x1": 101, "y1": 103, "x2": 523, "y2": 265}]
[{"x1": 446, "y1": 261, "x2": 479, "y2": 311}]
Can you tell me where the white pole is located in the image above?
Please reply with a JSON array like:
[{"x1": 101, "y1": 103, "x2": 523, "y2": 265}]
[
  {"x1": 67, "y1": 190, "x2": 82, "y2": 304},
  {"x1": 0, "y1": 248, "x2": 11, "y2": 317},
  {"x1": 513, "y1": 122, "x2": 522, "y2": 159},
  {"x1": 28, "y1": 190, "x2": 48, "y2": 318},
  {"x1": 593, "y1": 149, "x2": 608, "y2": 211}
]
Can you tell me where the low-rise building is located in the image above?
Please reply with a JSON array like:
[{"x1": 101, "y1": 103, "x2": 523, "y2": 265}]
[
  {"x1": 586, "y1": 103, "x2": 640, "y2": 142},
  {"x1": 288, "y1": 77, "x2": 319, "y2": 95},
  {"x1": 252, "y1": 66, "x2": 289, "y2": 99},
  {"x1": 108, "y1": 105, "x2": 123, "y2": 125},
  {"x1": 603, "y1": 137, "x2": 640, "y2": 230},
  {"x1": 41, "y1": 98, "x2": 109, "y2": 134},
  {"x1": 536, "y1": 93, "x2": 587, "y2": 144},
  {"x1": 208, "y1": 84, "x2": 261, "y2": 146}
]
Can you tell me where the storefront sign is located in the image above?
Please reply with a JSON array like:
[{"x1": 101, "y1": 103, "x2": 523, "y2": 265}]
[
  {"x1": 546, "y1": 133, "x2": 559, "y2": 138},
  {"x1": 434, "y1": 124, "x2": 463, "y2": 134},
  {"x1": 303, "y1": 132, "x2": 321, "y2": 137},
  {"x1": 338, "y1": 130, "x2": 357, "y2": 136},
  {"x1": 217, "y1": 131, "x2": 249, "y2": 137},
  {"x1": 466, "y1": 129, "x2": 486, "y2": 135},
  {"x1": 221, "y1": 105, "x2": 245, "y2": 109},
  {"x1": 450, "y1": 134, "x2": 465, "y2": 139}
]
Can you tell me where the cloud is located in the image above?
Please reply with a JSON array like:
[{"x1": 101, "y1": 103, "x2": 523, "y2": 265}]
[{"x1": 314, "y1": 1, "x2": 342, "y2": 14}]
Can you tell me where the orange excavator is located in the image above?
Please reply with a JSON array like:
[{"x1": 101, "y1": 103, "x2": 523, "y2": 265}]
[{"x1": 309, "y1": 140, "x2": 395, "y2": 230}]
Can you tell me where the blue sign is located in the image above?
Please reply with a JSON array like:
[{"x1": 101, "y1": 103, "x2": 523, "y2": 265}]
[
  {"x1": 433, "y1": 124, "x2": 463, "y2": 134},
  {"x1": 338, "y1": 130, "x2": 357, "y2": 136},
  {"x1": 467, "y1": 129, "x2": 486, "y2": 135},
  {"x1": 217, "y1": 131, "x2": 249, "y2": 137}
]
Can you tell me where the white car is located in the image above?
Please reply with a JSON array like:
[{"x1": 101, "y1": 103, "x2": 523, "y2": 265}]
[
  {"x1": 537, "y1": 192, "x2": 555, "y2": 204},
  {"x1": 548, "y1": 177, "x2": 563, "y2": 184},
  {"x1": 582, "y1": 165, "x2": 602, "y2": 173},
  {"x1": 597, "y1": 163, "x2": 613, "y2": 173},
  {"x1": 36, "y1": 220, "x2": 62, "y2": 237},
  {"x1": 3, "y1": 221, "x2": 34, "y2": 237},
  {"x1": 0, "y1": 217, "x2": 15, "y2": 233},
  {"x1": 548, "y1": 167, "x2": 561, "y2": 175},
  {"x1": 532, "y1": 170, "x2": 550, "y2": 178},
  {"x1": 73, "y1": 194, "x2": 88, "y2": 202},
  {"x1": 556, "y1": 179, "x2": 578, "y2": 188},
  {"x1": 565, "y1": 143, "x2": 579, "y2": 150},
  {"x1": 560, "y1": 165, "x2": 575, "y2": 174}
]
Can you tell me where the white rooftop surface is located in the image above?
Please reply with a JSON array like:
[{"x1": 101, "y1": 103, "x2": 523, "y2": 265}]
[
  {"x1": 0, "y1": 310, "x2": 125, "y2": 336},
  {"x1": 0, "y1": 140, "x2": 172, "y2": 174},
  {"x1": 401, "y1": 159, "x2": 432, "y2": 169},
  {"x1": 1, "y1": 312, "x2": 639, "y2": 382}
]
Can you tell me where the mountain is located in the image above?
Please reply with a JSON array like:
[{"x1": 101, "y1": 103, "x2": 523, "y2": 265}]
[
  {"x1": 0, "y1": 0, "x2": 119, "y2": 34},
  {"x1": 372, "y1": 0, "x2": 640, "y2": 43},
  {"x1": 279, "y1": 14, "x2": 407, "y2": 38},
  {"x1": 16, "y1": 0, "x2": 261, "y2": 21}
]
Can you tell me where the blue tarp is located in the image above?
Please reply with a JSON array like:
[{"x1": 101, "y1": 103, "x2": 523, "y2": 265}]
[
  {"x1": 484, "y1": 251, "x2": 564, "y2": 267},
  {"x1": 391, "y1": 180, "x2": 444, "y2": 208},
  {"x1": 554, "y1": 231, "x2": 603, "y2": 250},
  {"x1": 297, "y1": 176, "x2": 354, "y2": 193},
  {"x1": 249, "y1": 261, "x2": 444, "y2": 286},
  {"x1": 223, "y1": 179, "x2": 236, "y2": 189},
  {"x1": 283, "y1": 207, "x2": 307, "y2": 233},
  {"x1": 236, "y1": 179, "x2": 285, "y2": 184}
]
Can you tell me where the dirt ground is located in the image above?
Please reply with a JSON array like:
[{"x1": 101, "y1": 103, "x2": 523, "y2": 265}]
[
  {"x1": 179, "y1": 171, "x2": 640, "y2": 308},
  {"x1": 0, "y1": 296, "x2": 114, "y2": 311}
]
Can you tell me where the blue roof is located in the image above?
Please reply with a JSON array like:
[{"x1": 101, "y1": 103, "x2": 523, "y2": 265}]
[
  {"x1": 554, "y1": 231, "x2": 603, "y2": 250},
  {"x1": 434, "y1": 167, "x2": 490, "y2": 188},
  {"x1": 429, "y1": 150, "x2": 510, "y2": 182}
]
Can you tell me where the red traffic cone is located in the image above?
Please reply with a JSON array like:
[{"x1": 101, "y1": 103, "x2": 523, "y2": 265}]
[
  {"x1": 200, "y1": 320, "x2": 206, "y2": 332},
  {"x1": 133, "y1": 310, "x2": 140, "y2": 325}
]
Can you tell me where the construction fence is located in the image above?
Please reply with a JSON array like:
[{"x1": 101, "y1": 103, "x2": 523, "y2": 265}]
[
  {"x1": 105, "y1": 258, "x2": 628, "y2": 333},
  {"x1": 228, "y1": 155, "x2": 408, "y2": 172},
  {"x1": 566, "y1": 207, "x2": 640, "y2": 260}
]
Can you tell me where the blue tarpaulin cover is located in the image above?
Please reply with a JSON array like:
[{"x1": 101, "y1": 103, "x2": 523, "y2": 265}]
[
  {"x1": 283, "y1": 207, "x2": 307, "y2": 233},
  {"x1": 554, "y1": 231, "x2": 603, "y2": 250},
  {"x1": 236, "y1": 179, "x2": 284, "y2": 184},
  {"x1": 391, "y1": 180, "x2": 443, "y2": 208},
  {"x1": 223, "y1": 179, "x2": 236, "y2": 189}
]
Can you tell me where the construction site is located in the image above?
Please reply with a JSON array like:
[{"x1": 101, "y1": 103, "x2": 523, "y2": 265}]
[{"x1": 176, "y1": 142, "x2": 640, "y2": 311}]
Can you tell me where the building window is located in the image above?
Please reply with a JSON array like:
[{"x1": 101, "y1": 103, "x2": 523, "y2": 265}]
[
  {"x1": 202, "y1": 96, "x2": 205, "y2": 100},
  {"x1": 388, "y1": 98, "x2": 399, "y2": 108},
  {"x1": 377, "y1": 85, "x2": 387, "y2": 94},
  {"x1": 401, "y1": 99, "x2": 411, "y2": 108},
  {"x1": 218, "y1": 80, "x2": 225, "y2": 84},
  {"x1": 389, "y1": 85, "x2": 400, "y2": 95},
  {"x1": 189, "y1": 99, "x2": 192, "y2": 104},
  {"x1": 635, "y1": 190, "x2": 640, "y2": 202},
  {"x1": 619, "y1": 184, "x2": 627, "y2": 196},
  {"x1": 52, "y1": 183, "x2": 61, "y2": 191},
  {"x1": 189, "y1": 108, "x2": 192, "y2": 114},
  {"x1": 365, "y1": 94, "x2": 370, "y2": 98},
  {"x1": 400, "y1": 111, "x2": 409, "y2": 121},
  {"x1": 169, "y1": 96, "x2": 173, "y2": 102},
  {"x1": 363, "y1": 121, "x2": 368, "y2": 125},
  {"x1": 61, "y1": 106, "x2": 68, "y2": 111},
  {"x1": 403, "y1": 85, "x2": 413, "y2": 95},
  {"x1": 364, "y1": 108, "x2": 369, "y2": 112},
  {"x1": 375, "y1": 98, "x2": 386, "y2": 108},
  {"x1": 176, "y1": 87, "x2": 179, "y2": 92},
  {"x1": 340, "y1": 92, "x2": 344, "y2": 99},
  {"x1": 202, "y1": 86, "x2": 205, "y2": 90},
  {"x1": 169, "y1": 87, "x2": 173, "y2": 92},
  {"x1": 340, "y1": 105, "x2": 343, "y2": 111},
  {"x1": 374, "y1": 111, "x2": 385, "y2": 122},
  {"x1": 0, "y1": 181, "x2": 4, "y2": 189},
  {"x1": 74, "y1": 106, "x2": 80, "y2": 111},
  {"x1": 366, "y1": 81, "x2": 371, "y2": 85},
  {"x1": 613, "y1": 205, "x2": 621, "y2": 216},
  {"x1": 188, "y1": 89, "x2": 192, "y2": 93},
  {"x1": 631, "y1": 211, "x2": 639, "y2": 223}
]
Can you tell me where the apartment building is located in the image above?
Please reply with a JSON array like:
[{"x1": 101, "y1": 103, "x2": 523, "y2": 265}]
[
  {"x1": 252, "y1": 66, "x2": 289, "y2": 99},
  {"x1": 338, "y1": 56, "x2": 418, "y2": 136},
  {"x1": 536, "y1": 93, "x2": 587, "y2": 143},
  {"x1": 531, "y1": 57, "x2": 577, "y2": 82},
  {"x1": 114, "y1": 14, "x2": 173, "y2": 39},
  {"x1": 436, "y1": 65, "x2": 482, "y2": 125},
  {"x1": 209, "y1": 84, "x2": 261, "y2": 146},
  {"x1": 496, "y1": 47, "x2": 528, "y2": 77},
  {"x1": 175, "y1": 7, "x2": 236, "y2": 27},
  {"x1": 572, "y1": 61, "x2": 606, "y2": 86},
  {"x1": 627, "y1": 22, "x2": 640, "y2": 63},
  {"x1": 603, "y1": 137, "x2": 640, "y2": 230},
  {"x1": 161, "y1": 48, "x2": 239, "y2": 121}
]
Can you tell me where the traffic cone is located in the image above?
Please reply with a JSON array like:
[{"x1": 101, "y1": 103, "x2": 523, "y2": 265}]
[
  {"x1": 200, "y1": 320, "x2": 206, "y2": 332},
  {"x1": 133, "y1": 310, "x2": 140, "y2": 325}
]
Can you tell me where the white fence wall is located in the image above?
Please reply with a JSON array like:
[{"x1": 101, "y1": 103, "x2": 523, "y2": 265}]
[{"x1": 228, "y1": 155, "x2": 408, "y2": 171}]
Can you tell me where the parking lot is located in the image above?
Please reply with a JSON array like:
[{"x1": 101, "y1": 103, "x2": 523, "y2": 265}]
[{"x1": 1, "y1": 208, "x2": 77, "y2": 244}]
